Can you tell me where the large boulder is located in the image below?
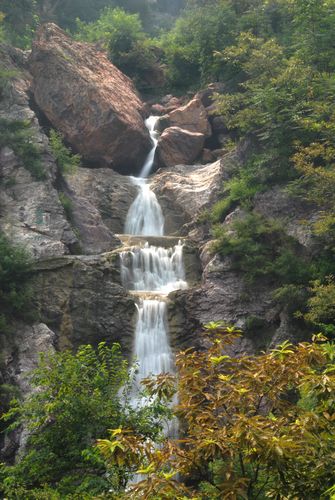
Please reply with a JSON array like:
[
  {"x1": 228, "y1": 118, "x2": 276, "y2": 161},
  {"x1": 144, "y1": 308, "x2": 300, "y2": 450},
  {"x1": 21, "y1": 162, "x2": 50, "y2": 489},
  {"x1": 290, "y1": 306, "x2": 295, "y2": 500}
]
[
  {"x1": 28, "y1": 24, "x2": 151, "y2": 174},
  {"x1": 167, "y1": 97, "x2": 212, "y2": 137},
  {"x1": 155, "y1": 126, "x2": 205, "y2": 168}
]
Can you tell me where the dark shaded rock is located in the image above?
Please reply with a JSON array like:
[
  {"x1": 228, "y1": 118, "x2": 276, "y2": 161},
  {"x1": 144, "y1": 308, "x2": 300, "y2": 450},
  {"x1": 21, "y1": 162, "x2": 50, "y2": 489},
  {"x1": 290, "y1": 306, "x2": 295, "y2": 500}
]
[
  {"x1": 254, "y1": 188, "x2": 318, "y2": 250},
  {"x1": 65, "y1": 167, "x2": 137, "y2": 235},
  {"x1": 31, "y1": 253, "x2": 136, "y2": 356},
  {"x1": 195, "y1": 82, "x2": 225, "y2": 108},
  {"x1": 0, "y1": 45, "x2": 78, "y2": 258},
  {"x1": 201, "y1": 148, "x2": 215, "y2": 164}
]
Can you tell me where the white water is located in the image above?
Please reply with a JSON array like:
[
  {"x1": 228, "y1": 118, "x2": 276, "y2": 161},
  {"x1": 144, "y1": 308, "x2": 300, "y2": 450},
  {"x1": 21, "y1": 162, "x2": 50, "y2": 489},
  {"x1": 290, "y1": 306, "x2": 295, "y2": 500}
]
[
  {"x1": 124, "y1": 116, "x2": 164, "y2": 236},
  {"x1": 120, "y1": 241, "x2": 187, "y2": 293},
  {"x1": 122, "y1": 116, "x2": 187, "y2": 426},
  {"x1": 131, "y1": 299, "x2": 172, "y2": 394},
  {"x1": 124, "y1": 179, "x2": 164, "y2": 236},
  {"x1": 139, "y1": 116, "x2": 160, "y2": 178}
]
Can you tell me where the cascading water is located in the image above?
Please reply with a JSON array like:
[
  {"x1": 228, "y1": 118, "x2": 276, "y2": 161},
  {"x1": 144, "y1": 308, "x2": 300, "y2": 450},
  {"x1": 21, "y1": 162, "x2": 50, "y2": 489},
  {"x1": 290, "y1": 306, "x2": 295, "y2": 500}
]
[
  {"x1": 120, "y1": 241, "x2": 187, "y2": 293},
  {"x1": 125, "y1": 116, "x2": 164, "y2": 236},
  {"x1": 121, "y1": 116, "x2": 188, "y2": 416},
  {"x1": 131, "y1": 299, "x2": 172, "y2": 395},
  {"x1": 124, "y1": 179, "x2": 164, "y2": 236}
]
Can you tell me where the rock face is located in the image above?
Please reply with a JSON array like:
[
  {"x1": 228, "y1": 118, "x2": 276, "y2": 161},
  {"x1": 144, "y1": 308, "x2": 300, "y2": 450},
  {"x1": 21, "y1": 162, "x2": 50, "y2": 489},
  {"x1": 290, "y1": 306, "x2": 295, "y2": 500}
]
[
  {"x1": 0, "y1": 45, "x2": 78, "y2": 259},
  {"x1": 0, "y1": 322, "x2": 56, "y2": 458},
  {"x1": 155, "y1": 126, "x2": 205, "y2": 168},
  {"x1": 28, "y1": 23, "x2": 151, "y2": 174},
  {"x1": 64, "y1": 167, "x2": 137, "y2": 235},
  {"x1": 151, "y1": 160, "x2": 224, "y2": 234},
  {"x1": 32, "y1": 253, "x2": 136, "y2": 354}
]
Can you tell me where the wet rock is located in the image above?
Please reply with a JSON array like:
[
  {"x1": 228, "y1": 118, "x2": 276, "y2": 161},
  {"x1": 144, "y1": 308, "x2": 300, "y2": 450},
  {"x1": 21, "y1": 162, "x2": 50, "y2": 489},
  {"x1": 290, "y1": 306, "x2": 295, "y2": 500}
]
[
  {"x1": 28, "y1": 23, "x2": 151, "y2": 174},
  {"x1": 155, "y1": 126, "x2": 205, "y2": 168}
]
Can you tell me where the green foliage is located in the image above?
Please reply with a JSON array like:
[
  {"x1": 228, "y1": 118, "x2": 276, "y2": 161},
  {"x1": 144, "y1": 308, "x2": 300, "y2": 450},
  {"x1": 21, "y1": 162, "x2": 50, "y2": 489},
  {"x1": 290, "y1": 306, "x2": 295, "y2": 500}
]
[
  {"x1": 160, "y1": 1, "x2": 237, "y2": 88},
  {"x1": 210, "y1": 166, "x2": 267, "y2": 223},
  {"x1": 0, "y1": 1, "x2": 38, "y2": 48},
  {"x1": 301, "y1": 277, "x2": 335, "y2": 335},
  {"x1": 49, "y1": 129, "x2": 80, "y2": 175},
  {"x1": 75, "y1": 8, "x2": 158, "y2": 86},
  {"x1": 0, "y1": 233, "x2": 33, "y2": 333},
  {"x1": 0, "y1": 67, "x2": 17, "y2": 99},
  {"x1": 212, "y1": 212, "x2": 311, "y2": 285},
  {"x1": 0, "y1": 119, "x2": 45, "y2": 180},
  {"x1": 98, "y1": 329, "x2": 335, "y2": 499},
  {"x1": 58, "y1": 192, "x2": 73, "y2": 221},
  {"x1": 1, "y1": 342, "x2": 170, "y2": 497}
]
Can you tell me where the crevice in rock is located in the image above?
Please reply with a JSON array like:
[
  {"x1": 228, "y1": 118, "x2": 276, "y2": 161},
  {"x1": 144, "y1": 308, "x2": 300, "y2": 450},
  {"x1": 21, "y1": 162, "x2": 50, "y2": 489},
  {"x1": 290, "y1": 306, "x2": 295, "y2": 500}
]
[{"x1": 28, "y1": 92, "x2": 53, "y2": 135}]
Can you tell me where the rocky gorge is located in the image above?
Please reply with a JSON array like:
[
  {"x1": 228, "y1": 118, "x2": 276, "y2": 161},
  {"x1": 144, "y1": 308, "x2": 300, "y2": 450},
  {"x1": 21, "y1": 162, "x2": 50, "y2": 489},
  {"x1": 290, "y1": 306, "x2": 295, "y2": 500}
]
[{"x1": 0, "y1": 23, "x2": 318, "y2": 460}]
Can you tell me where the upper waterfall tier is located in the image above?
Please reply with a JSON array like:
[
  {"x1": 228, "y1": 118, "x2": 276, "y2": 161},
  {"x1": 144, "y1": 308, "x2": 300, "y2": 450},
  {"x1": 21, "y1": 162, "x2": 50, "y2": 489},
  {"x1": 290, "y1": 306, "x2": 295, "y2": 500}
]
[
  {"x1": 139, "y1": 116, "x2": 160, "y2": 178},
  {"x1": 120, "y1": 241, "x2": 187, "y2": 293},
  {"x1": 124, "y1": 178, "x2": 164, "y2": 236},
  {"x1": 124, "y1": 116, "x2": 165, "y2": 237}
]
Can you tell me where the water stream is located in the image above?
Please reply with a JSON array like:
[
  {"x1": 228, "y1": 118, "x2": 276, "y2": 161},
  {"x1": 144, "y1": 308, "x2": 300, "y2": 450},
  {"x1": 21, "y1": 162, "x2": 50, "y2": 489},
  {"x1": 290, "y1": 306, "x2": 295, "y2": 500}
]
[{"x1": 121, "y1": 116, "x2": 188, "y2": 412}]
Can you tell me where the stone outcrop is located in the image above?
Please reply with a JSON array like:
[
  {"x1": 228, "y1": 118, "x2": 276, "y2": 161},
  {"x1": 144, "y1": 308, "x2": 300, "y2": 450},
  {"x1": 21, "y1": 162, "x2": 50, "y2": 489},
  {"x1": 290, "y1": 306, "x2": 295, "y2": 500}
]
[
  {"x1": 161, "y1": 97, "x2": 212, "y2": 137},
  {"x1": 28, "y1": 23, "x2": 151, "y2": 174},
  {"x1": 64, "y1": 167, "x2": 137, "y2": 235},
  {"x1": 0, "y1": 45, "x2": 78, "y2": 259},
  {"x1": 155, "y1": 126, "x2": 205, "y2": 168},
  {"x1": 0, "y1": 322, "x2": 56, "y2": 458},
  {"x1": 32, "y1": 253, "x2": 136, "y2": 354},
  {"x1": 151, "y1": 160, "x2": 224, "y2": 234}
]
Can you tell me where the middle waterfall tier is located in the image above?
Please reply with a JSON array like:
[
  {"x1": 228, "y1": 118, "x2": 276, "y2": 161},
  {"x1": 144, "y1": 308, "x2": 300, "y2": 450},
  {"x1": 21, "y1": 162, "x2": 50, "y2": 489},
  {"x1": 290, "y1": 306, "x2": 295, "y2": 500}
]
[{"x1": 120, "y1": 241, "x2": 187, "y2": 293}]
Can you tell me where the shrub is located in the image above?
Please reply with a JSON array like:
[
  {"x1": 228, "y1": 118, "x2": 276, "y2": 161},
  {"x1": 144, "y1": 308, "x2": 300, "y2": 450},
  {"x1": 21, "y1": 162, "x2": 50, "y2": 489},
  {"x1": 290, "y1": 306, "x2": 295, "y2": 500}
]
[
  {"x1": 97, "y1": 326, "x2": 335, "y2": 499},
  {"x1": 0, "y1": 233, "x2": 33, "y2": 333},
  {"x1": 49, "y1": 130, "x2": 80, "y2": 175},
  {"x1": 1, "y1": 341, "x2": 171, "y2": 497},
  {"x1": 0, "y1": 119, "x2": 45, "y2": 180},
  {"x1": 212, "y1": 212, "x2": 311, "y2": 285},
  {"x1": 58, "y1": 192, "x2": 73, "y2": 221},
  {"x1": 0, "y1": 67, "x2": 17, "y2": 99},
  {"x1": 75, "y1": 8, "x2": 158, "y2": 86}
]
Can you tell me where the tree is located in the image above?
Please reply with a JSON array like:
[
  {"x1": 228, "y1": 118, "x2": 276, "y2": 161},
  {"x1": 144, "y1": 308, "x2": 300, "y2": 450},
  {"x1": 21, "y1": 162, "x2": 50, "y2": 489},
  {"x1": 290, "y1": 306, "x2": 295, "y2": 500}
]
[
  {"x1": 1, "y1": 342, "x2": 167, "y2": 497},
  {"x1": 75, "y1": 8, "x2": 158, "y2": 86},
  {"x1": 98, "y1": 325, "x2": 335, "y2": 498}
]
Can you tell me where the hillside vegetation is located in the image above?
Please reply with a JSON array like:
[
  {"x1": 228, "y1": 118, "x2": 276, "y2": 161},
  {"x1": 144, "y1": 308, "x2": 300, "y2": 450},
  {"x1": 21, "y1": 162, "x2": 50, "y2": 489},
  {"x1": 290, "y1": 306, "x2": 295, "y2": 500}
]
[{"x1": 0, "y1": 0, "x2": 335, "y2": 498}]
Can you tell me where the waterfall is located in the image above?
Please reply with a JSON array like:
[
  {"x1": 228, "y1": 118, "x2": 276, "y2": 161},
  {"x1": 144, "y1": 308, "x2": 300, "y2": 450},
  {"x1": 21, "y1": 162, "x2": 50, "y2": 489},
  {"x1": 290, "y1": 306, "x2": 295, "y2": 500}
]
[
  {"x1": 131, "y1": 299, "x2": 172, "y2": 395},
  {"x1": 124, "y1": 116, "x2": 164, "y2": 236},
  {"x1": 122, "y1": 115, "x2": 187, "y2": 426},
  {"x1": 139, "y1": 116, "x2": 160, "y2": 178},
  {"x1": 120, "y1": 241, "x2": 187, "y2": 293},
  {"x1": 124, "y1": 179, "x2": 164, "y2": 236}
]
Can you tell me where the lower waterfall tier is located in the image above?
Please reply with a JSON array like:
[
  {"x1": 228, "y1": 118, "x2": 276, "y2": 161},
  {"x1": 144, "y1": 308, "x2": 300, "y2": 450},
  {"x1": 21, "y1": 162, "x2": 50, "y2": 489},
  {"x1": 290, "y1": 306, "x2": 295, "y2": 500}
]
[{"x1": 130, "y1": 299, "x2": 174, "y2": 402}]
